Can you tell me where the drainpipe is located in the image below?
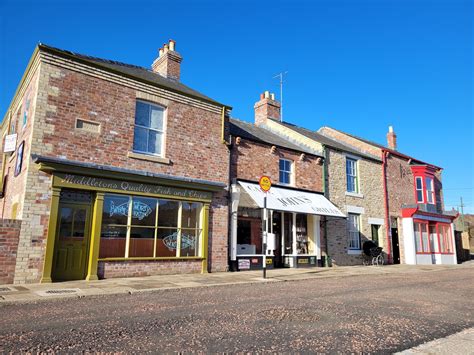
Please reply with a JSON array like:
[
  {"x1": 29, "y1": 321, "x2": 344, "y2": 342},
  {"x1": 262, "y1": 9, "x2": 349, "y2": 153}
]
[
  {"x1": 382, "y1": 150, "x2": 392, "y2": 263},
  {"x1": 322, "y1": 145, "x2": 330, "y2": 267}
]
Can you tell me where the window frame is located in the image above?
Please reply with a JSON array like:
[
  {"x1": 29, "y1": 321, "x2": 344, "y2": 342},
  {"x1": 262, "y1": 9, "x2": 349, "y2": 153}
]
[
  {"x1": 279, "y1": 158, "x2": 294, "y2": 186},
  {"x1": 346, "y1": 157, "x2": 359, "y2": 193},
  {"x1": 437, "y1": 223, "x2": 453, "y2": 254},
  {"x1": 347, "y1": 213, "x2": 361, "y2": 250},
  {"x1": 425, "y1": 177, "x2": 435, "y2": 205},
  {"x1": 133, "y1": 100, "x2": 166, "y2": 157},
  {"x1": 99, "y1": 194, "x2": 203, "y2": 260},
  {"x1": 415, "y1": 176, "x2": 424, "y2": 203},
  {"x1": 414, "y1": 220, "x2": 430, "y2": 254}
]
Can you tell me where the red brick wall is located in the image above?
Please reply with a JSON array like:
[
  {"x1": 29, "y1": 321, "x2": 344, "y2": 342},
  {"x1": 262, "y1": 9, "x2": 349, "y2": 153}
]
[
  {"x1": 98, "y1": 259, "x2": 202, "y2": 279},
  {"x1": 231, "y1": 137, "x2": 323, "y2": 192},
  {"x1": 0, "y1": 219, "x2": 22, "y2": 284}
]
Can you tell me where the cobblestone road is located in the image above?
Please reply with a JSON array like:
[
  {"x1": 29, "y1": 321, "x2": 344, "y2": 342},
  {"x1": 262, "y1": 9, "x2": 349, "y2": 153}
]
[{"x1": 1, "y1": 267, "x2": 473, "y2": 353}]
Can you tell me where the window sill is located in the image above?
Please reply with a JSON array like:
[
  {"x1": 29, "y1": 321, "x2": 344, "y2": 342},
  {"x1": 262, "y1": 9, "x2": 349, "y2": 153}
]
[
  {"x1": 345, "y1": 191, "x2": 364, "y2": 199},
  {"x1": 347, "y1": 249, "x2": 362, "y2": 255},
  {"x1": 128, "y1": 151, "x2": 170, "y2": 165}
]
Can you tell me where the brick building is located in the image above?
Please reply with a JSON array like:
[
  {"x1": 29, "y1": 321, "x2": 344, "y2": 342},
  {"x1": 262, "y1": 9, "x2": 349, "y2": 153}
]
[
  {"x1": 319, "y1": 126, "x2": 458, "y2": 265},
  {"x1": 246, "y1": 97, "x2": 387, "y2": 266},
  {"x1": 0, "y1": 41, "x2": 231, "y2": 283},
  {"x1": 228, "y1": 92, "x2": 344, "y2": 271}
]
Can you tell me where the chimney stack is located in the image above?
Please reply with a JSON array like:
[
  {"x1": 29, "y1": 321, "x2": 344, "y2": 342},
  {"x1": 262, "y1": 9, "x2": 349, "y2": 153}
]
[
  {"x1": 152, "y1": 39, "x2": 182, "y2": 81},
  {"x1": 387, "y1": 125, "x2": 397, "y2": 150},
  {"x1": 254, "y1": 91, "x2": 281, "y2": 126}
]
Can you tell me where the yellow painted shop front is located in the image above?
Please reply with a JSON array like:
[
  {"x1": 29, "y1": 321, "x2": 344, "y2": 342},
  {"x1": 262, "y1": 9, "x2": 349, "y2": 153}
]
[{"x1": 37, "y1": 161, "x2": 220, "y2": 282}]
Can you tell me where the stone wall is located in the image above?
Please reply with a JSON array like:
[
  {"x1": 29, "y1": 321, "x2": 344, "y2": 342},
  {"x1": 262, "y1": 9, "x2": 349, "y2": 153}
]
[
  {"x1": 0, "y1": 219, "x2": 22, "y2": 284},
  {"x1": 325, "y1": 149, "x2": 386, "y2": 266}
]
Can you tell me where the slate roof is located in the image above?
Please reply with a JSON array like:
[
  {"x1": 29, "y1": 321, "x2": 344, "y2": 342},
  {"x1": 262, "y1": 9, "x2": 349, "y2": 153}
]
[
  {"x1": 318, "y1": 126, "x2": 441, "y2": 169},
  {"x1": 229, "y1": 119, "x2": 322, "y2": 157},
  {"x1": 38, "y1": 44, "x2": 229, "y2": 108},
  {"x1": 278, "y1": 122, "x2": 382, "y2": 162}
]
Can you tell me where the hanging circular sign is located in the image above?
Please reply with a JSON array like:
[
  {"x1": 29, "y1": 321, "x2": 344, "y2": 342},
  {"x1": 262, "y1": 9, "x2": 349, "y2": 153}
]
[{"x1": 259, "y1": 175, "x2": 272, "y2": 192}]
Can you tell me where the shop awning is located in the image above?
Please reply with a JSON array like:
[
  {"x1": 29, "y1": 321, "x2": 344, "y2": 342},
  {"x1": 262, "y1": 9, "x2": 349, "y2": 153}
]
[{"x1": 238, "y1": 181, "x2": 345, "y2": 218}]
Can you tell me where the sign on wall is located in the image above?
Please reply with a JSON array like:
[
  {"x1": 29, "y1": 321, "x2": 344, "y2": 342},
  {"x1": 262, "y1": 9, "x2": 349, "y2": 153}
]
[{"x1": 3, "y1": 134, "x2": 17, "y2": 153}]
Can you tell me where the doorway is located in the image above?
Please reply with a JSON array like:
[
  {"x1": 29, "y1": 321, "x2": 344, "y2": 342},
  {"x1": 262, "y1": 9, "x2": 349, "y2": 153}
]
[
  {"x1": 52, "y1": 203, "x2": 92, "y2": 281},
  {"x1": 391, "y1": 228, "x2": 400, "y2": 264}
]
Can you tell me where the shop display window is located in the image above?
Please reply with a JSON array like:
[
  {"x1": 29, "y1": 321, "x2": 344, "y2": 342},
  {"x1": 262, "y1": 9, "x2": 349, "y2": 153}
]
[
  {"x1": 99, "y1": 194, "x2": 202, "y2": 259},
  {"x1": 296, "y1": 214, "x2": 308, "y2": 254}
]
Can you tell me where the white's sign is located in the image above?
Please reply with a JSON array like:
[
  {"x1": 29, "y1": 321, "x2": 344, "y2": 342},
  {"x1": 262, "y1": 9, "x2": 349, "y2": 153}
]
[
  {"x1": 238, "y1": 181, "x2": 345, "y2": 217},
  {"x1": 3, "y1": 134, "x2": 17, "y2": 153}
]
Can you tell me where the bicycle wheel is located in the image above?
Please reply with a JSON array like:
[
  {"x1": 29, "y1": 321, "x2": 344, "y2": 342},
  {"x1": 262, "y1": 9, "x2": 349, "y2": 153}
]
[{"x1": 376, "y1": 254, "x2": 384, "y2": 266}]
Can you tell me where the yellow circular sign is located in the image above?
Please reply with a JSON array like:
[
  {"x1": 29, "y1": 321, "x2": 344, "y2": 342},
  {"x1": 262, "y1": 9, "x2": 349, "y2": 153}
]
[{"x1": 259, "y1": 175, "x2": 272, "y2": 192}]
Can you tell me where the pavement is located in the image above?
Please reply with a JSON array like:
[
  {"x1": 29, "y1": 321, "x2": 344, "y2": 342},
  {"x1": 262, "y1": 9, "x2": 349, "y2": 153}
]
[{"x1": 1, "y1": 262, "x2": 473, "y2": 353}]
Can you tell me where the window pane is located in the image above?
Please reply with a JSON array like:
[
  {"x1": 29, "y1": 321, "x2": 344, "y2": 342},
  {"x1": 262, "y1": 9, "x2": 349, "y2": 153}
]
[
  {"x1": 133, "y1": 126, "x2": 148, "y2": 152},
  {"x1": 135, "y1": 101, "x2": 150, "y2": 127},
  {"x1": 58, "y1": 207, "x2": 73, "y2": 239},
  {"x1": 131, "y1": 197, "x2": 156, "y2": 226},
  {"x1": 148, "y1": 130, "x2": 162, "y2": 155},
  {"x1": 72, "y1": 208, "x2": 87, "y2": 239},
  {"x1": 181, "y1": 229, "x2": 199, "y2": 257},
  {"x1": 417, "y1": 190, "x2": 423, "y2": 202},
  {"x1": 129, "y1": 227, "x2": 155, "y2": 257},
  {"x1": 429, "y1": 225, "x2": 437, "y2": 252},
  {"x1": 150, "y1": 106, "x2": 164, "y2": 130},
  {"x1": 284, "y1": 213, "x2": 293, "y2": 254},
  {"x1": 182, "y1": 202, "x2": 201, "y2": 228},
  {"x1": 99, "y1": 225, "x2": 127, "y2": 258},
  {"x1": 102, "y1": 195, "x2": 130, "y2": 225},
  {"x1": 156, "y1": 228, "x2": 178, "y2": 257},
  {"x1": 422, "y1": 224, "x2": 429, "y2": 252},
  {"x1": 416, "y1": 177, "x2": 423, "y2": 189},
  {"x1": 348, "y1": 214, "x2": 360, "y2": 249},
  {"x1": 158, "y1": 200, "x2": 179, "y2": 227},
  {"x1": 296, "y1": 214, "x2": 308, "y2": 254},
  {"x1": 414, "y1": 223, "x2": 422, "y2": 252}
]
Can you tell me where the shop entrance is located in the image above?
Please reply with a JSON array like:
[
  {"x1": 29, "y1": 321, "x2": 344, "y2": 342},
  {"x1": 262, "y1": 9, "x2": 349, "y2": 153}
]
[
  {"x1": 391, "y1": 228, "x2": 400, "y2": 264},
  {"x1": 52, "y1": 202, "x2": 92, "y2": 281}
]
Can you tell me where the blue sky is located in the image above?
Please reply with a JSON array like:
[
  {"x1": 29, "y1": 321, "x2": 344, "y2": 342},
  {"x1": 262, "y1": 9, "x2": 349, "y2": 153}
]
[{"x1": 1, "y1": 0, "x2": 473, "y2": 212}]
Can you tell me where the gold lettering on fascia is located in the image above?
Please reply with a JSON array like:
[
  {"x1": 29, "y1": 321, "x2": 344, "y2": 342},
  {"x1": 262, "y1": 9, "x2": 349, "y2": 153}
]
[{"x1": 60, "y1": 174, "x2": 211, "y2": 199}]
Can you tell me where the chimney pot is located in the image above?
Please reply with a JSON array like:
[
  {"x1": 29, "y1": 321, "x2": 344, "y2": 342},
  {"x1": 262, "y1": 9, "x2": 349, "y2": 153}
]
[
  {"x1": 264, "y1": 91, "x2": 270, "y2": 99},
  {"x1": 270, "y1": 93, "x2": 275, "y2": 100},
  {"x1": 159, "y1": 48, "x2": 164, "y2": 57},
  {"x1": 169, "y1": 39, "x2": 176, "y2": 51}
]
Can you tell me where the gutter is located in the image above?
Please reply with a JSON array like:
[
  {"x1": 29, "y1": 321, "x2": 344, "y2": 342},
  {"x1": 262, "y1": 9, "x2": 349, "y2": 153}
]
[{"x1": 382, "y1": 150, "x2": 392, "y2": 263}]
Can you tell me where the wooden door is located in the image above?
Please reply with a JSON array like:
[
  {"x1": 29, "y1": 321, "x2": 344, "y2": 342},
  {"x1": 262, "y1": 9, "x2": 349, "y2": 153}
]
[{"x1": 52, "y1": 203, "x2": 91, "y2": 281}]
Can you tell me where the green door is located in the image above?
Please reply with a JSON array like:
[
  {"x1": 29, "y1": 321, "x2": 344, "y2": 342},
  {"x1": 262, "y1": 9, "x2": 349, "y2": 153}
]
[{"x1": 52, "y1": 203, "x2": 92, "y2": 281}]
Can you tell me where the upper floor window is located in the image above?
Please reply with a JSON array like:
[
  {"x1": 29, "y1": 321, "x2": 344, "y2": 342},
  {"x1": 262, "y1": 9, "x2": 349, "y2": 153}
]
[
  {"x1": 425, "y1": 177, "x2": 434, "y2": 204},
  {"x1": 279, "y1": 159, "x2": 293, "y2": 185},
  {"x1": 415, "y1": 177, "x2": 424, "y2": 203},
  {"x1": 346, "y1": 158, "x2": 358, "y2": 193},
  {"x1": 133, "y1": 101, "x2": 165, "y2": 156}
]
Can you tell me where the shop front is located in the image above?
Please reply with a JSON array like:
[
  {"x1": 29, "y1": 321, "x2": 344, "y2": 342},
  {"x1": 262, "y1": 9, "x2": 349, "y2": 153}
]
[
  {"x1": 36, "y1": 157, "x2": 223, "y2": 282},
  {"x1": 401, "y1": 206, "x2": 458, "y2": 265},
  {"x1": 230, "y1": 180, "x2": 345, "y2": 271}
]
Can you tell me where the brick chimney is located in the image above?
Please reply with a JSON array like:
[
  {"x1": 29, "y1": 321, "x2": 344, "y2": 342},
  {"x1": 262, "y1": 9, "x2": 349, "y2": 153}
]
[
  {"x1": 254, "y1": 91, "x2": 281, "y2": 126},
  {"x1": 387, "y1": 125, "x2": 397, "y2": 150},
  {"x1": 152, "y1": 39, "x2": 182, "y2": 81}
]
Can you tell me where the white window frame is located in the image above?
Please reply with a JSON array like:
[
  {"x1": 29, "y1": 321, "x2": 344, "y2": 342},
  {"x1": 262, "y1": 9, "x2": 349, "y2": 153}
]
[
  {"x1": 279, "y1": 158, "x2": 294, "y2": 186},
  {"x1": 346, "y1": 157, "x2": 359, "y2": 193},
  {"x1": 415, "y1": 176, "x2": 424, "y2": 203},
  {"x1": 425, "y1": 177, "x2": 434, "y2": 204},
  {"x1": 348, "y1": 213, "x2": 361, "y2": 250},
  {"x1": 133, "y1": 100, "x2": 166, "y2": 157}
]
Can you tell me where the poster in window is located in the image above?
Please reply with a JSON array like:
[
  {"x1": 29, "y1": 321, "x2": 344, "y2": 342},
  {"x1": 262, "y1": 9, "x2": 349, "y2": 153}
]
[{"x1": 14, "y1": 141, "x2": 24, "y2": 177}]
